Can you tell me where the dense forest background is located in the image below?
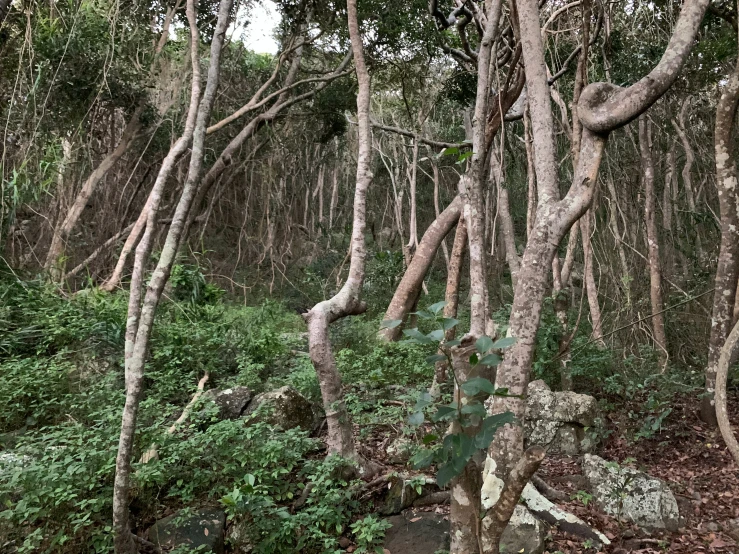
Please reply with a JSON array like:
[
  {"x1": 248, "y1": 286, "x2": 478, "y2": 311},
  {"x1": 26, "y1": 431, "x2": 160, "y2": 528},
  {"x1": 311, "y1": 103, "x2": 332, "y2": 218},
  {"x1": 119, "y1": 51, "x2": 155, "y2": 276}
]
[{"x1": 0, "y1": 0, "x2": 738, "y2": 552}]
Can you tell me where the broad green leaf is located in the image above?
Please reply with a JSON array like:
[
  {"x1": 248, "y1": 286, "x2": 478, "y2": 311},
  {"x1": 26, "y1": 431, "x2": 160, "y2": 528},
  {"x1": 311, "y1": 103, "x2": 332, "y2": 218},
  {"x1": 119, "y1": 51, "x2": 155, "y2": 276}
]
[
  {"x1": 427, "y1": 329, "x2": 444, "y2": 342},
  {"x1": 432, "y1": 404, "x2": 458, "y2": 422},
  {"x1": 478, "y1": 353, "x2": 502, "y2": 366},
  {"x1": 403, "y1": 329, "x2": 435, "y2": 344},
  {"x1": 475, "y1": 335, "x2": 494, "y2": 354},
  {"x1": 423, "y1": 434, "x2": 439, "y2": 445},
  {"x1": 428, "y1": 301, "x2": 447, "y2": 314},
  {"x1": 380, "y1": 319, "x2": 403, "y2": 329},
  {"x1": 455, "y1": 151, "x2": 473, "y2": 164},
  {"x1": 411, "y1": 448, "x2": 436, "y2": 469},
  {"x1": 492, "y1": 336, "x2": 517, "y2": 349},
  {"x1": 461, "y1": 377, "x2": 496, "y2": 396},
  {"x1": 408, "y1": 411, "x2": 425, "y2": 426},
  {"x1": 469, "y1": 353, "x2": 479, "y2": 365},
  {"x1": 436, "y1": 462, "x2": 459, "y2": 487},
  {"x1": 439, "y1": 146, "x2": 460, "y2": 157},
  {"x1": 441, "y1": 317, "x2": 459, "y2": 331},
  {"x1": 411, "y1": 309, "x2": 435, "y2": 320},
  {"x1": 426, "y1": 353, "x2": 447, "y2": 364},
  {"x1": 444, "y1": 339, "x2": 461, "y2": 348},
  {"x1": 461, "y1": 403, "x2": 487, "y2": 417},
  {"x1": 475, "y1": 412, "x2": 516, "y2": 448}
]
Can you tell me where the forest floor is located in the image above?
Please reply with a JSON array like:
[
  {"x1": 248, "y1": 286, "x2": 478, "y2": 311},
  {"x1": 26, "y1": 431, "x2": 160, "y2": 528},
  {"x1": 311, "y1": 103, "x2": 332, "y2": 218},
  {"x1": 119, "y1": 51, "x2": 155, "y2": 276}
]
[{"x1": 354, "y1": 392, "x2": 739, "y2": 554}]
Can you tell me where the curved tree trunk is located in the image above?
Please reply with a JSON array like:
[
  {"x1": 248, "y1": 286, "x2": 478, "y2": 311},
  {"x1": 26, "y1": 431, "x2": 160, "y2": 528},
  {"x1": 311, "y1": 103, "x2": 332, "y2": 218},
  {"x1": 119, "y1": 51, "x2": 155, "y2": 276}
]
[
  {"x1": 581, "y1": 209, "x2": 604, "y2": 345},
  {"x1": 302, "y1": 0, "x2": 374, "y2": 471},
  {"x1": 379, "y1": 196, "x2": 462, "y2": 341},
  {"x1": 111, "y1": 0, "x2": 231, "y2": 549},
  {"x1": 703, "y1": 46, "x2": 739, "y2": 426}
]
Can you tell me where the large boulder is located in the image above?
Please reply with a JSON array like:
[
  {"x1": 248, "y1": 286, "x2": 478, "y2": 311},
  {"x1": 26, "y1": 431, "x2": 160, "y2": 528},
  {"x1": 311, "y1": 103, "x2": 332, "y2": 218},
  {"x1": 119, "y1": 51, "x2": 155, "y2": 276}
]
[
  {"x1": 498, "y1": 505, "x2": 547, "y2": 554},
  {"x1": 147, "y1": 507, "x2": 226, "y2": 553},
  {"x1": 383, "y1": 512, "x2": 450, "y2": 554},
  {"x1": 525, "y1": 380, "x2": 598, "y2": 455},
  {"x1": 244, "y1": 385, "x2": 318, "y2": 431},
  {"x1": 383, "y1": 507, "x2": 545, "y2": 554},
  {"x1": 202, "y1": 387, "x2": 253, "y2": 420},
  {"x1": 582, "y1": 454, "x2": 680, "y2": 531}
]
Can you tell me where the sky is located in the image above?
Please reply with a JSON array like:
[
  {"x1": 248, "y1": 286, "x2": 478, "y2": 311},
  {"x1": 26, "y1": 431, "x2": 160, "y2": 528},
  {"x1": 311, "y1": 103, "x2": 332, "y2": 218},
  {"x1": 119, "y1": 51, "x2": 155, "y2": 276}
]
[{"x1": 239, "y1": 0, "x2": 281, "y2": 55}]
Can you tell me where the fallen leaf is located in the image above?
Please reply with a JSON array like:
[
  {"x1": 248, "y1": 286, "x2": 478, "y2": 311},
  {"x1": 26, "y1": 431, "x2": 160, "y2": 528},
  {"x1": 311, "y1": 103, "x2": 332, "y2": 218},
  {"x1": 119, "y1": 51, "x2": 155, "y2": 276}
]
[
  {"x1": 204, "y1": 528, "x2": 209, "y2": 536},
  {"x1": 410, "y1": 517, "x2": 422, "y2": 522}
]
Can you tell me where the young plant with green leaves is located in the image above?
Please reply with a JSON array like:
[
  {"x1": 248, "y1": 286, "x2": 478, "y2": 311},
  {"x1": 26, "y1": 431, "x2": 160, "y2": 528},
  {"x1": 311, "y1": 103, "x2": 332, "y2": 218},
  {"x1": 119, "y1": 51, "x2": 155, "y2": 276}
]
[{"x1": 382, "y1": 301, "x2": 517, "y2": 487}]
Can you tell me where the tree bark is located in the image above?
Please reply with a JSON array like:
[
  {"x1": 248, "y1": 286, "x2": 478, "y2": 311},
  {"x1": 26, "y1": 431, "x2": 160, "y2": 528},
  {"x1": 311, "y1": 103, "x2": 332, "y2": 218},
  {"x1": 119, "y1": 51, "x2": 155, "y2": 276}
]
[
  {"x1": 111, "y1": 1, "x2": 232, "y2": 550},
  {"x1": 379, "y1": 196, "x2": 462, "y2": 341},
  {"x1": 302, "y1": 0, "x2": 375, "y2": 472},
  {"x1": 639, "y1": 116, "x2": 668, "y2": 368},
  {"x1": 581, "y1": 209, "x2": 604, "y2": 345},
  {"x1": 703, "y1": 47, "x2": 739, "y2": 426},
  {"x1": 717, "y1": 317, "x2": 739, "y2": 466}
]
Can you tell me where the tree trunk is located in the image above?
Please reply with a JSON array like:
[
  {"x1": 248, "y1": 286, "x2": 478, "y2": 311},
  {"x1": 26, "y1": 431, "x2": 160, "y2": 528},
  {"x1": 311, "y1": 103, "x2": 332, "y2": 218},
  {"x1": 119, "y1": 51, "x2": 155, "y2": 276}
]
[
  {"x1": 703, "y1": 47, "x2": 739, "y2": 426},
  {"x1": 639, "y1": 116, "x2": 668, "y2": 368},
  {"x1": 379, "y1": 196, "x2": 462, "y2": 340},
  {"x1": 45, "y1": 106, "x2": 143, "y2": 280},
  {"x1": 111, "y1": 1, "x2": 231, "y2": 550},
  {"x1": 302, "y1": 0, "x2": 375, "y2": 472},
  {"x1": 581, "y1": 209, "x2": 604, "y2": 345}
]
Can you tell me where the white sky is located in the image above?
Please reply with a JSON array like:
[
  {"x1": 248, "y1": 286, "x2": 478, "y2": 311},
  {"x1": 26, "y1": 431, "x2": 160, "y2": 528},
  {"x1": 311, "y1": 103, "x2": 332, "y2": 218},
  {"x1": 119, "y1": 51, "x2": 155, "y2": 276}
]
[{"x1": 239, "y1": 0, "x2": 281, "y2": 55}]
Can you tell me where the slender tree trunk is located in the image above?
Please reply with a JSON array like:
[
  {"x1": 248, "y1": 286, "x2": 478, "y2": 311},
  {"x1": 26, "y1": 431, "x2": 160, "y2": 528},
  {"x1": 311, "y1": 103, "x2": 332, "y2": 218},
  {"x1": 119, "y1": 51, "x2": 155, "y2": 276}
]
[
  {"x1": 581, "y1": 209, "x2": 604, "y2": 344},
  {"x1": 703, "y1": 48, "x2": 739, "y2": 426},
  {"x1": 329, "y1": 165, "x2": 339, "y2": 229},
  {"x1": 406, "y1": 139, "x2": 420, "y2": 256},
  {"x1": 45, "y1": 106, "x2": 143, "y2": 279},
  {"x1": 302, "y1": 0, "x2": 375, "y2": 472},
  {"x1": 639, "y1": 116, "x2": 668, "y2": 368},
  {"x1": 379, "y1": 196, "x2": 462, "y2": 340},
  {"x1": 717, "y1": 317, "x2": 739, "y2": 466},
  {"x1": 111, "y1": 1, "x2": 231, "y2": 550}
]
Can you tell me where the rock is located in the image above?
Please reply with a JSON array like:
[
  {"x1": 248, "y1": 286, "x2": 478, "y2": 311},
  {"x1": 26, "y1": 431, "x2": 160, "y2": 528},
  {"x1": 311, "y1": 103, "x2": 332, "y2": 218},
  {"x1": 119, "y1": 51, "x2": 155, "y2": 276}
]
[
  {"x1": 244, "y1": 385, "x2": 318, "y2": 431},
  {"x1": 0, "y1": 451, "x2": 31, "y2": 474},
  {"x1": 383, "y1": 512, "x2": 450, "y2": 554},
  {"x1": 203, "y1": 387, "x2": 253, "y2": 420},
  {"x1": 385, "y1": 438, "x2": 413, "y2": 465},
  {"x1": 227, "y1": 520, "x2": 254, "y2": 553},
  {"x1": 147, "y1": 507, "x2": 226, "y2": 553},
  {"x1": 525, "y1": 380, "x2": 599, "y2": 455},
  {"x1": 379, "y1": 475, "x2": 437, "y2": 515},
  {"x1": 582, "y1": 454, "x2": 680, "y2": 531},
  {"x1": 497, "y1": 505, "x2": 547, "y2": 554}
]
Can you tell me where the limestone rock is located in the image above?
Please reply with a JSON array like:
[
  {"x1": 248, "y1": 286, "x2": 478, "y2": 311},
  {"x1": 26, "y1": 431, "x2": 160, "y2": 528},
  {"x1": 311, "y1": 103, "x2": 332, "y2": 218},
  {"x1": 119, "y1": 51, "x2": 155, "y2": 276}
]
[
  {"x1": 147, "y1": 507, "x2": 226, "y2": 554},
  {"x1": 379, "y1": 475, "x2": 437, "y2": 515},
  {"x1": 582, "y1": 454, "x2": 680, "y2": 531},
  {"x1": 383, "y1": 512, "x2": 450, "y2": 554},
  {"x1": 203, "y1": 387, "x2": 253, "y2": 420},
  {"x1": 498, "y1": 505, "x2": 547, "y2": 554},
  {"x1": 385, "y1": 437, "x2": 413, "y2": 465},
  {"x1": 525, "y1": 380, "x2": 599, "y2": 455},
  {"x1": 244, "y1": 385, "x2": 318, "y2": 431}
]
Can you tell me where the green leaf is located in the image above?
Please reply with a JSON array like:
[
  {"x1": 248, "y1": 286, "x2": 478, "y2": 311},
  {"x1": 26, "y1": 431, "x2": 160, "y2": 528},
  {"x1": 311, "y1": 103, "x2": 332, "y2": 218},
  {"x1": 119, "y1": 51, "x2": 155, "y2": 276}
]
[
  {"x1": 475, "y1": 335, "x2": 494, "y2": 354},
  {"x1": 423, "y1": 434, "x2": 438, "y2": 445},
  {"x1": 380, "y1": 319, "x2": 403, "y2": 329},
  {"x1": 411, "y1": 309, "x2": 434, "y2": 320},
  {"x1": 478, "y1": 353, "x2": 502, "y2": 366},
  {"x1": 444, "y1": 339, "x2": 461, "y2": 348},
  {"x1": 455, "y1": 151, "x2": 473, "y2": 164},
  {"x1": 492, "y1": 336, "x2": 516, "y2": 349},
  {"x1": 474, "y1": 412, "x2": 516, "y2": 448},
  {"x1": 432, "y1": 404, "x2": 458, "y2": 421},
  {"x1": 408, "y1": 411, "x2": 425, "y2": 426},
  {"x1": 436, "y1": 462, "x2": 459, "y2": 487},
  {"x1": 414, "y1": 392, "x2": 433, "y2": 410},
  {"x1": 403, "y1": 329, "x2": 436, "y2": 344},
  {"x1": 428, "y1": 301, "x2": 447, "y2": 314},
  {"x1": 461, "y1": 402, "x2": 487, "y2": 417},
  {"x1": 426, "y1": 353, "x2": 447, "y2": 364},
  {"x1": 427, "y1": 329, "x2": 444, "y2": 342},
  {"x1": 461, "y1": 377, "x2": 496, "y2": 396},
  {"x1": 411, "y1": 448, "x2": 436, "y2": 469},
  {"x1": 438, "y1": 146, "x2": 459, "y2": 157},
  {"x1": 469, "y1": 353, "x2": 479, "y2": 365},
  {"x1": 441, "y1": 317, "x2": 459, "y2": 331}
]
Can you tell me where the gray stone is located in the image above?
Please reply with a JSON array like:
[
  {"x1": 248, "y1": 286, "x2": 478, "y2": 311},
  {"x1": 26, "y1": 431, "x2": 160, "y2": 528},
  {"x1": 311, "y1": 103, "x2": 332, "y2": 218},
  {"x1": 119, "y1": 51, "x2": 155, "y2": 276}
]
[
  {"x1": 525, "y1": 380, "x2": 599, "y2": 455},
  {"x1": 147, "y1": 507, "x2": 226, "y2": 553},
  {"x1": 498, "y1": 505, "x2": 547, "y2": 554},
  {"x1": 227, "y1": 520, "x2": 254, "y2": 553},
  {"x1": 582, "y1": 454, "x2": 680, "y2": 531},
  {"x1": 385, "y1": 437, "x2": 413, "y2": 465},
  {"x1": 379, "y1": 475, "x2": 437, "y2": 515},
  {"x1": 203, "y1": 387, "x2": 253, "y2": 420},
  {"x1": 244, "y1": 385, "x2": 318, "y2": 431},
  {"x1": 383, "y1": 512, "x2": 450, "y2": 554}
]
